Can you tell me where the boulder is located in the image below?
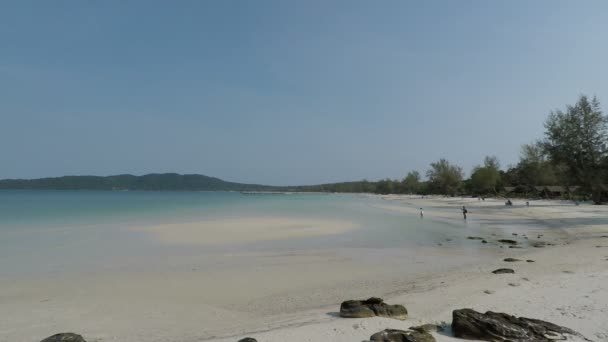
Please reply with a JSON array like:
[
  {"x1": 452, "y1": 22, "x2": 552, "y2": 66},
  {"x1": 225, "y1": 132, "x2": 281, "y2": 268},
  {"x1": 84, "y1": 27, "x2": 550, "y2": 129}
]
[
  {"x1": 503, "y1": 258, "x2": 521, "y2": 262},
  {"x1": 40, "y1": 334, "x2": 85, "y2": 342},
  {"x1": 492, "y1": 268, "x2": 515, "y2": 274},
  {"x1": 526, "y1": 260, "x2": 535, "y2": 263},
  {"x1": 369, "y1": 329, "x2": 435, "y2": 342},
  {"x1": 467, "y1": 236, "x2": 484, "y2": 240},
  {"x1": 340, "y1": 297, "x2": 407, "y2": 320},
  {"x1": 452, "y1": 308, "x2": 583, "y2": 341},
  {"x1": 497, "y1": 239, "x2": 517, "y2": 245},
  {"x1": 238, "y1": 339, "x2": 257, "y2": 342}
]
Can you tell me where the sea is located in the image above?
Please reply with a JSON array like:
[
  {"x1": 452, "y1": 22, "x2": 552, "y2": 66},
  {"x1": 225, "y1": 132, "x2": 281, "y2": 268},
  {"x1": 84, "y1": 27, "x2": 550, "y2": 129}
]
[{"x1": 0, "y1": 190, "x2": 488, "y2": 279}]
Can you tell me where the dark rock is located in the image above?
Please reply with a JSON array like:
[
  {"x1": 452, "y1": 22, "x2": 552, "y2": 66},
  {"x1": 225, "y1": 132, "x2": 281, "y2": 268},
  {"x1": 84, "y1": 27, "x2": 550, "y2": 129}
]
[
  {"x1": 512, "y1": 233, "x2": 518, "y2": 236},
  {"x1": 40, "y1": 334, "x2": 86, "y2": 342},
  {"x1": 482, "y1": 240, "x2": 488, "y2": 243},
  {"x1": 503, "y1": 258, "x2": 521, "y2": 262},
  {"x1": 452, "y1": 308, "x2": 583, "y2": 342},
  {"x1": 492, "y1": 268, "x2": 515, "y2": 274},
  {"x1": 508, "y1": 246, "x2": 522, "y2": 249},
  {"x1": 409, "y1": 324, "x2": 443, "y2": 333},
  {"x1": 340, "y1": 297, "x2": 407, "y2": 320},
  {"x1": 533, "y1": 242, "x2": 547, "y2": 248},
  {"x1": 498, "y1": 239, "x2": 517, "y2": 245},
  {"x1": 526, "y1": 260, "x2": 535, "y2": 263},
  {"x1": 369, "y1": 329, "x2": 436, "y2": 342},
  {"x1": 238, "y1": 339, "x2": 257, "y2": 342},
  {"x1": 467, "y1": 236, "x2": 484, "y2": 240}
]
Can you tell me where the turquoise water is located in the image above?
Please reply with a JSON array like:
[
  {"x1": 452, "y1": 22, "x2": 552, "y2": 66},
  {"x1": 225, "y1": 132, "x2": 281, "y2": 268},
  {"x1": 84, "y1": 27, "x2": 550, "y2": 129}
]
[{"x1": 0, "y1": 191, "x2": 482, "y2": 277}]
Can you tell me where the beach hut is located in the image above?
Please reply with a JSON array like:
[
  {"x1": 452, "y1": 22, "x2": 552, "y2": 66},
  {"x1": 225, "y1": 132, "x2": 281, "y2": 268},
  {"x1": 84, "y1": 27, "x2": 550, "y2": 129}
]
[
  {"x1": 503, "y1": 186, "x2": 516, "y2": 194},
  {"x1": 544, "y1": 186, "x2": 567, "y2": 198},
  {"x1": 534, "y1": 185, "x2": 580, "y2": 199}
]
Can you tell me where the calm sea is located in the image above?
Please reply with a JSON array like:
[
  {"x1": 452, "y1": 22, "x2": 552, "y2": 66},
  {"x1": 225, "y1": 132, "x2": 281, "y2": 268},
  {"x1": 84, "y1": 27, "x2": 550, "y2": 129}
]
[{"x1": 0, "y1": 191, "x2": 483, "y2": 278}]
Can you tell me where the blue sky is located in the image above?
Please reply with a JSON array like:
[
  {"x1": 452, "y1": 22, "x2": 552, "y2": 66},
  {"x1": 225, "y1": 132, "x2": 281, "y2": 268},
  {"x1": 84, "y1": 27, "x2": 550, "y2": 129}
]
[{"x1": 1, "y1": 1, "x2": 607, "y2": 185}]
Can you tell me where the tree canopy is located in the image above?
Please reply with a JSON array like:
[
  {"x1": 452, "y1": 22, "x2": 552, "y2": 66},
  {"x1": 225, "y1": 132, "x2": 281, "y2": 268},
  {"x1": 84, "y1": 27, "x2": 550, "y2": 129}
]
[
  {"x1": 426, "y1": 159, "x2": 463, "y2": 195},
  {"x1": 470, "y1": 156, "x2": 501, "y2": 194},
  {"x1": 543, "y1": 95, "x2": 608, "y2": 202},
  {"x1": 401, "y1": 171, "x2": 421, "y2": 194}
]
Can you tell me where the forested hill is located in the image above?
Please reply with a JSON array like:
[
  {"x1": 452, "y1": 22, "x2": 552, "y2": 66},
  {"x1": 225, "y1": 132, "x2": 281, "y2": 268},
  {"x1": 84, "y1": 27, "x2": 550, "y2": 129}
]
[{"x1": 0, "y1": 173, "x2": 288, "y2": 191}]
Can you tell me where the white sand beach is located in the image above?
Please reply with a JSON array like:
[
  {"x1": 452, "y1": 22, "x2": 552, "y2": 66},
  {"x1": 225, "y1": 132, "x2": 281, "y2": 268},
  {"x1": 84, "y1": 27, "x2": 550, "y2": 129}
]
[
  {"x1": 1, "y1": 196, "x2": 607, "y2": 342},
  {"x1": 213, "y1": 196, "x2": 608, "y2": 342}
]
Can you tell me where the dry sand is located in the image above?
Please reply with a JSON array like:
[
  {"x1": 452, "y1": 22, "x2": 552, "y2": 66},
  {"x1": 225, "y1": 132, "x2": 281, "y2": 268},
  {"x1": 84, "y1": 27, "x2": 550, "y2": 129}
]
[{"x1": 1, "y1": 196, "x2": 607, "y2": 342}]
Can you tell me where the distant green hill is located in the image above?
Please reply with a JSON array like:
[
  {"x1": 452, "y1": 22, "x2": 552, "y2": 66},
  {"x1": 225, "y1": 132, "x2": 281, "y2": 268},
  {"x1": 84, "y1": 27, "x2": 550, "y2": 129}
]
[
  {"x1": 0, "y1": 173, "x2": 287, "y2": 191},
  {"x1": 0, "y1": 173, "x2": 387, "y2": 193}
]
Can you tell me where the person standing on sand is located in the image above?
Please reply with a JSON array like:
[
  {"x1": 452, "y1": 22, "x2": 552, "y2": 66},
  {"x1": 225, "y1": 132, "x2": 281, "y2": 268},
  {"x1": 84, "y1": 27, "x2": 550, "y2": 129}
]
[
  {"x1": 420, "y1": 208, "x2": 424, "y2": 218},
  {"x1": 462, "y1": 206, "x2": 468, "y2": 220}
]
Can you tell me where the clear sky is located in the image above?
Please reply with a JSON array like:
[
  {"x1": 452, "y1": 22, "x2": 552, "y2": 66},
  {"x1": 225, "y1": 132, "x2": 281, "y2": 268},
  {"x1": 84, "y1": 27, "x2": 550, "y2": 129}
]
[{"x1": 1, "y1": 1, "x2": 607, "y2": 185}]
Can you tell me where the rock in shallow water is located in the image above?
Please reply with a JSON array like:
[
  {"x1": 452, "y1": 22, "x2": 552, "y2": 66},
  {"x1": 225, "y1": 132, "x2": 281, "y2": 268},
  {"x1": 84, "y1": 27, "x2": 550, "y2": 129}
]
[
  {"x1": 368, "y1": 328, "x2": 436, "y2": 342},
  {"x1": 237, "y1": 338, "x2": 257, "y2": 342},
  {"x1": 492, "y1": 268, "x2": 515, "y2": 274},
  {"x1": 503, "y1": 258, "x2": 521, "y2": 262},
  {"x1": 452, "y1": 308, "x2": 583, "y2": 341},
  {"x1": 40, "y1": 333, "x2": 85, "y2": 342},
  {"x1": 340, "y1": 297, "x2": 407, "y2": 320}
]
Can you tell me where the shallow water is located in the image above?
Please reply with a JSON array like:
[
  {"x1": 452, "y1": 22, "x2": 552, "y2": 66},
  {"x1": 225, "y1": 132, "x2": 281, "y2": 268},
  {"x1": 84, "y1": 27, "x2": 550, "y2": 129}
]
[
  {"x1": 0, "y1": 191, "x2": 493, "y2": 279},
  {"x1": 0, "y1": 191, "x2": 508, "y2": 340}
]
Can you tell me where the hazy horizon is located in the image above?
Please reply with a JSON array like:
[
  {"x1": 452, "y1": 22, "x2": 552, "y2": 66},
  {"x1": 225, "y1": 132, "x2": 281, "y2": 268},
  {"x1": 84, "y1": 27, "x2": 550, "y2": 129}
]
[{"x1": 2, "y1": 1, "x2": 608, "y2": 185}]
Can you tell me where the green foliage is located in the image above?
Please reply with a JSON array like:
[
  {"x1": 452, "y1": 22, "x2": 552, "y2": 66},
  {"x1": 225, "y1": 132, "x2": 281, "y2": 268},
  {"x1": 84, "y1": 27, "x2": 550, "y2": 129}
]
[
  {"x1": 470, "y1": 156, "x2": 501, "y2": 194},
  {"x1": 543, "y1": 95, "x2": 608, "y2": 202},
  {"x1": 374, "y1": 179, "x2": 394, "y2": 194},
  {"x1": 514, "y1": 142, "x2": 558, "y2": 187},
  {"x1": 426, "y1": 159, "x2": 463, "y2": 195},
  {"x1": 0, "y1": 173, "x2": 283, "y2": 191},
  {"x1": 401, "y1": 171, "x2": 421, "y2": 194},
  {"x1": 301, "y1": 180, "x2": 377, "y2": 193}
]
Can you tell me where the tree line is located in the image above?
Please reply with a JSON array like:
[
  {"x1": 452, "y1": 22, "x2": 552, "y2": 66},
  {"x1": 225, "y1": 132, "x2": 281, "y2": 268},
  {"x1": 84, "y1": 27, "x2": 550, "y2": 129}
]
[{"x1": 304, "y1": 95, "x2": 608, "y2": 203}]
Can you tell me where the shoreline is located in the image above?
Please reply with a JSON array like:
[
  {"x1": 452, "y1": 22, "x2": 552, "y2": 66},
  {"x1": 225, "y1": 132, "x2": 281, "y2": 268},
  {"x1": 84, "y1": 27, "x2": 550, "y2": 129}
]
[
  {"x1": 214, "y1": 195, "x2": 608, "y2": 341},
  {"x1": 1, "y1": 195, "x2": 607, "y2": 342}
]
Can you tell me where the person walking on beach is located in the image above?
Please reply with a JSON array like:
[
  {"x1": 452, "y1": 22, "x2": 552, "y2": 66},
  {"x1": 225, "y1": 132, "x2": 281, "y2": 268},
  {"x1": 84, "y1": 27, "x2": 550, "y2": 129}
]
[
  {"x1": 462, "y1": 206, "x2": 468, "y2": 220},
  {"x1": 419, "y1": 208, "x2": 424, "y2": 218}
]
